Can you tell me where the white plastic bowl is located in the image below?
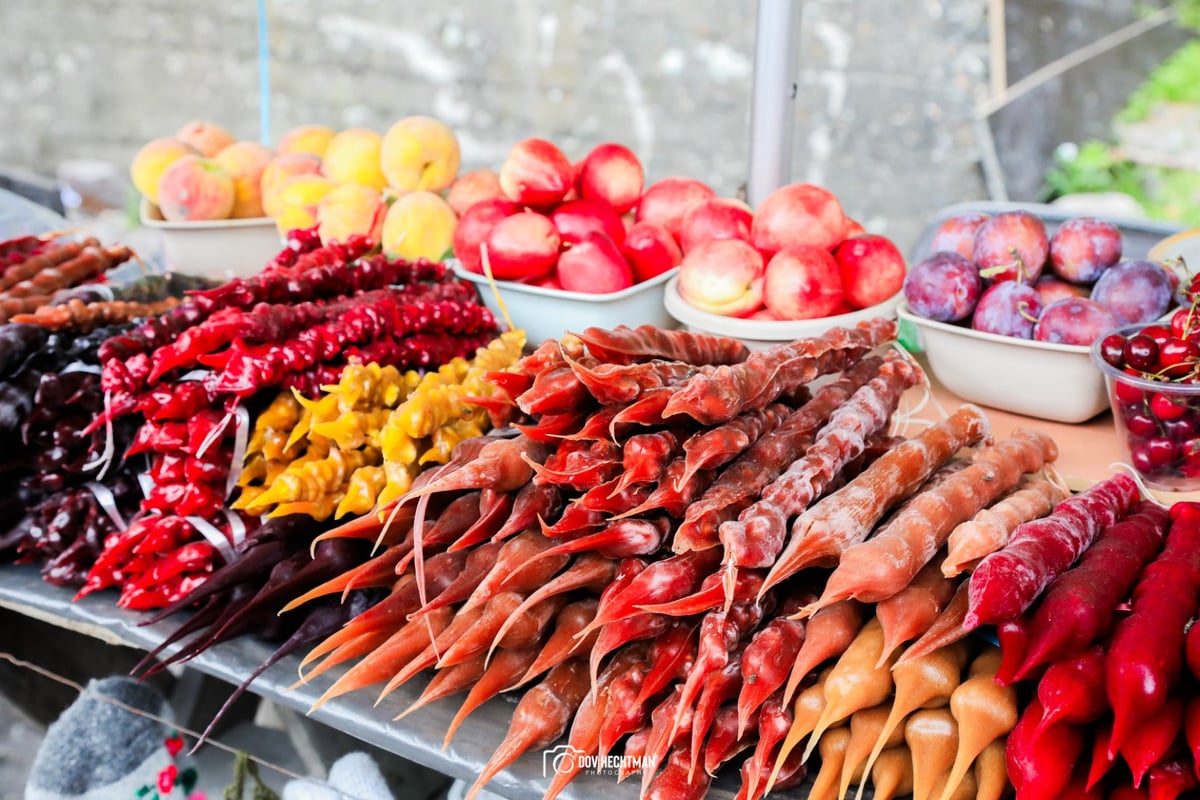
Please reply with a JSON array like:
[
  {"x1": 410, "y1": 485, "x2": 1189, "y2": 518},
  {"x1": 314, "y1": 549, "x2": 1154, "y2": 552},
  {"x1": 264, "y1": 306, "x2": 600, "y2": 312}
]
[
  {"x1": 663, "y1": 275, "x2": 902, "y2": 351},
  {"x1": 140, "y1": 198, "x2": 283, "y2": 280},
  {"x1": 898, "y1": 302, "x2": 1109, "y2": 423},
  {"x1": 451, "y1": 263, "x2": 678, "y2": 345}
]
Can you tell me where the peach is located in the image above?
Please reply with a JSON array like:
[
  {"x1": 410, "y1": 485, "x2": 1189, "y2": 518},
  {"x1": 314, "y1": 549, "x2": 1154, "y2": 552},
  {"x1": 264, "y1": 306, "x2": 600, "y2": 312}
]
[
  {"x1": 130, "y1": 137, "x2": 197, "y2": 205},
  {"x1": 679, "y1": 197, "x2": 754, "y2": 253},
  {"x1": 636, "y1": 178, "x2": 717, "y2": 243},
  {"x1": 453, "y1": 198, "x2": 522, "y2": 275},
  {"x1": 381, "y1": 115, "x2": 461, "y2": 194},
  {"x1": 273, "y1": 174, "x2": 335, "y2": 235},
  {"x1": 578, "y1": 143, "x2": 644, "y2": 214},
  {"x1": 323, "y1": 128, "x2": 387, "y2": 191},
  {"x1": 763, "y1": 245, "x2": 845, "y2": 320},
  {"x1": 278, "y1": 124, "x2": 336, "y2": 158},
  {"x1": 381, "y1": 190, "x2": 457, "y2": 262},
  {"x1": 446, "y1": 169, "x2": 503, "y2": 216},
  {"x1": 843, "y1": 218, "x2": 867, "y2": 238},
  {"x1": 549, "y1": 199, "x2": 626, "y2": 247},
  {"x1": 557, "y1": 233, "x2": 633, "y2": 294},
  {"x1": 484, "y1": 212, "x2": 561, "y2": 280},
  {"x1": 261, "y1": 152, "x2": 324, "y2": 218},
  {"x1": 175, "y1": 120, "x2": 236, "y2": 158},
  {"x1": 499, "y1": 138, "x2": 573, "y2": 209},
  {"x1": 317, "y1": 183, "x2": 386, "y2": 246},
  {"x1": 752, "y1": 183, "x2": 847, "y2": 255},
  {"x1": 155, "y1": 155, "x2": 235, "y2": 221},
  {"x1": 213, "y1": 141, "x2": 275, "y2": 218},
  {"x1": 678, "y1": 239, "x2": 765, "y2": 317},
  {"x1": 622, "y1": 221, "x2": 682, "y2": 283},
  {"x1": 747, "y1": 306, "x2": 780, "y2": 320},
  {"x1": 832, "y1": 234, "x2": 906, "y2": 309}
]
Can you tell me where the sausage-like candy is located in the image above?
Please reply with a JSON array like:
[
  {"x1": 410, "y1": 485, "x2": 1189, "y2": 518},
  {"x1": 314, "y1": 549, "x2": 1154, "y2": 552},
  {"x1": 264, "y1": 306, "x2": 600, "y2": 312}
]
[
  {"x1": 573, "y1": 324, "x2": 751, "y2": 366},
  {"x1": 761, "y1": 404, "x2": 991, "y2": 599},
  {"x1": 942, "y1": 477, "x2": 1067, "y2": 577},
  {"x1": 965, "y1": 472, "x2": 1140, "y2": 630}
]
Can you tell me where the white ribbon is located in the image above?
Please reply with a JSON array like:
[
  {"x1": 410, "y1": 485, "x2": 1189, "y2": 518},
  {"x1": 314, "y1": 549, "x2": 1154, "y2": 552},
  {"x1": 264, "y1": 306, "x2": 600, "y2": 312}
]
[
  {"x1": 178, "y1": 369, "x2": 212, "y2": 382},
  {"x1": 136, "y1": 472, "x2": 156, "y2": 499},
  {"x1": 82, "y1": 390, "x2": 116, "y2": 479},
  {"x1": 224, "y1": 405, "x2": 250, "y2": 501},
  {"x1": 222, "y1": 508, "x2": 248, "y2": 549},
  {"x1": 61, "y1": 361, "x2": 103, "y2": 375},
  {"x1": 185, "y1": 515, "x2": 235, "y2": 563},
  {"x1": 84, "y1": 481, "x2": 128, "y2": 531},
  {"x1": 195, "y1": 408, "x2": 233, "y2": 459}
]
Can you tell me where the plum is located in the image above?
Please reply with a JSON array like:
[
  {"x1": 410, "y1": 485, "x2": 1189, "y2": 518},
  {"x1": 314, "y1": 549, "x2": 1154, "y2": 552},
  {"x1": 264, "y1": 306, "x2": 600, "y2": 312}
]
[
  {"x1": 928, "y1": 211, "x2": 989, "y2": 259},
  {"x1": 1033, "y1": 298, "x2": 1120, "y2": 346},
  {"x1": 972, "y1": 210, "x2": 1049, "y2": 284},
  {"x1": 1090, "y1": 259, "x2": 1174, "y2": 325},
  {"x1": 903, "y1": 252, "x2": 982, "y2": 322},
  {"x1": 972, "y1": 281, "x2": 1043, "y2": 339},
  {"x1": 1048, "y1": 217, "x2": 1122, "y2": 283},
  {"x1": 1034, "y1": 275, "x2": 1087, "y2": 306}
]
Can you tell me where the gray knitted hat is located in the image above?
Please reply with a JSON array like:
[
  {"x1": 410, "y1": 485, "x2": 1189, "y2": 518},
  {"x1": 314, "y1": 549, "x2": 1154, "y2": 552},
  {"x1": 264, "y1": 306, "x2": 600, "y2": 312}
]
[{"x1": 25, "y1": 676, "x2": 195, "y2": 800}]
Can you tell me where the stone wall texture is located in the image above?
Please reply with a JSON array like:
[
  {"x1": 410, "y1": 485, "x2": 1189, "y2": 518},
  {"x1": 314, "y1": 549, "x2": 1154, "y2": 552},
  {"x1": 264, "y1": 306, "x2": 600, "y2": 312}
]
[{"x1": 0, "y1": 0, "x2": 993, "y2": 250}]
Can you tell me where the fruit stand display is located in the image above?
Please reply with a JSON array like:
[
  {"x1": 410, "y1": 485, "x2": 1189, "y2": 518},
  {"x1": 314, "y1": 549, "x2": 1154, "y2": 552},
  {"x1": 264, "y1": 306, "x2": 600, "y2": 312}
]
[{"x1": 4, "y1": 111, "x2": 1200, "y2": 800}]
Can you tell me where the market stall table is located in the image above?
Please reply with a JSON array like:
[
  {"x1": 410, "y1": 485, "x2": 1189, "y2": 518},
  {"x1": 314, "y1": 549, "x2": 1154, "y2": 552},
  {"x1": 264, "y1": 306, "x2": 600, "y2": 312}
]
[{"x1": 0, "y1": 562, "x2": 816, "y2": 800}]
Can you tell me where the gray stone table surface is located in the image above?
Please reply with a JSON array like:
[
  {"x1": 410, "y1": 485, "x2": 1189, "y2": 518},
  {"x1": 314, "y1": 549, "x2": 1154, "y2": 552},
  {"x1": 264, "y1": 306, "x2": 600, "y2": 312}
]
[{"x1": 0, "y1": 563, "x2": 787, "y2": 799}]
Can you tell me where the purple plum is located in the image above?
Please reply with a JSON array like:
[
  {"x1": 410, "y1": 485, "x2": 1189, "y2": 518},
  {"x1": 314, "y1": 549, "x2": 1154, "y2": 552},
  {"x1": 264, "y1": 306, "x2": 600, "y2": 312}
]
[
  {"x1": 1033, "y1": 298, "x2": 1120, "y2": 346},
  {"x1": 1048, "y1": 217, "x2": 1122, "y2": 283},
  {"x1": 903, "y1": 252, "x2": 983, "y2": 322},
  {"x1": 1090, "y1": 259, "x2": 1173, "y2": 325},
  {"x1": 972, "y1": 210, "x2": 1049, "y2": 284},
  {"x1": 1034, "y1": 275, "x2": 1087, "y2": 307},
  {"x1": 972, "y1": 281, "x2": 1043, "y2": 339},
  {"x1": 928, "y1": 212, "x2": 990, "y2": 260}
]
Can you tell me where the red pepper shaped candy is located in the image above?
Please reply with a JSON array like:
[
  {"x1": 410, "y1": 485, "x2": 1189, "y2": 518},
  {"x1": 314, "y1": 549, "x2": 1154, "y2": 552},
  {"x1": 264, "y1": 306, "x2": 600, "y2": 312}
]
[{"x1": 1007, "y1": 698, "x2": 1086, "y2": 800}]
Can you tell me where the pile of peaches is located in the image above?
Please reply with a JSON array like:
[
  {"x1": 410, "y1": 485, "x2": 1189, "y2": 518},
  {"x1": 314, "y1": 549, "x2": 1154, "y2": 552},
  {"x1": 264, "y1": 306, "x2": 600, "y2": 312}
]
[
  {"x1": 130, "y1": 117, "x2": 465, "y2": 263},
  {"x1": 451, "y1": 139, "x2": 907, "y2": 317}
]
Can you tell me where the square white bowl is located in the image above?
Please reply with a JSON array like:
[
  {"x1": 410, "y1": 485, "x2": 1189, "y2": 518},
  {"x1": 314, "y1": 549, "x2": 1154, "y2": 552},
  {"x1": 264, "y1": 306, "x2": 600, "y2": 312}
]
[
  {"x1": 140, "y1": 198, "x2": 283, "y2": 280},
  {"x1": 451, "y1": 263, "x2": 679, "y2": 345},
  {"x1": 898, "y1": 302, "x2": 1109, "y2": 423},
  {"x1": 663, "y1": 275, "x2": 902, "y2": 351}
]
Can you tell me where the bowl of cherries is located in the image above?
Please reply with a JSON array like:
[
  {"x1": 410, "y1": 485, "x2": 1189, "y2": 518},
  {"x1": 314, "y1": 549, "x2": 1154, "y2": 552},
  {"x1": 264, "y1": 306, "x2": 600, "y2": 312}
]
[{"x1": 1093, "y1": 305, "x2": 1200, "y2": 491}]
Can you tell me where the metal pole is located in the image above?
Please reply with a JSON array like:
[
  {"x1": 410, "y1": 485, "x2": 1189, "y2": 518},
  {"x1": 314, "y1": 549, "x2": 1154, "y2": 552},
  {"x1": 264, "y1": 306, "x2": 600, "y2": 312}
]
[{"x1": 746, "y1": 0, "x2": 803, "y2": 207}]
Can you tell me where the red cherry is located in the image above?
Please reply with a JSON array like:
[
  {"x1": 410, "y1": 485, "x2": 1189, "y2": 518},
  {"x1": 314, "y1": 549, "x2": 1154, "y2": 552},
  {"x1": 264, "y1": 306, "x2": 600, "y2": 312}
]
[
  {"x1": 1142, "y1": 324, "x2": 1173, "y2": 347},
  {"x1": 1159, "y1": 338, "x2": 1200, "y2": 378},
  {"x1": 1146, "y1": 436, "x2": 1179, "y2": 467},
  {"x1": 1099, "y1": 333, "x2": 1127, "y2": 368},
  {"x1": 1163, "y1": 416, "x2": 1196, "y2": 441},
  {"x1": 1151, "y1": 392, "x2": 1188, "y2": 421},
  {"x1": 1114, "y1": 372, "x2": 1146, "y2": 406},
  {"x1": 1130, "y1": 444, "x2": 1154, "y2": 474},
  {"x1": 1124, "y1": 335, "x2": 1159, "y2": 372},
  {"x1": 1171, "y1": 308, "x2": 1193, "y2": 339},
  {"x1": 1183, "y1": 437, "x2": 1200, "y2": 461},
  {"x1": 1125, "y1": 411, "x2": 1158, "y2": 439}
]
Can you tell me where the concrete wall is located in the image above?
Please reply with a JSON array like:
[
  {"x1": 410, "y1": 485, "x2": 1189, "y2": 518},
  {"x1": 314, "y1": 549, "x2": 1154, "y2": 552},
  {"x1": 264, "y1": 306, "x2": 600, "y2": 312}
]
[{"x1": 0, "y1": 0, "x2": 991, "y2": 250}]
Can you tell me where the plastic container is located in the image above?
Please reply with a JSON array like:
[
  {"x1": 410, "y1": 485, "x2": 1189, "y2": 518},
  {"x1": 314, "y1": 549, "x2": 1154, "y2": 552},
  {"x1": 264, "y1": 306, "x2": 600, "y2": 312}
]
[
  {"x1": 140, "y1": 198, "x2": 282, "y2": 280},
  {"x1": 1149, "y1": 227, "x2": 1200, "y2": 270},
  {"x1": 451, "y1": 262, "x2": 678, "y2": 344},
  {"x1": 899, "y1": 302, "x2": 1109, "y2": 423},
  {"x1": 1091, "y1": 322, "x2": 1200, "y2": 492},
  {"x1": 663, "y1": 275, "x2": 902, "y2": 351}
]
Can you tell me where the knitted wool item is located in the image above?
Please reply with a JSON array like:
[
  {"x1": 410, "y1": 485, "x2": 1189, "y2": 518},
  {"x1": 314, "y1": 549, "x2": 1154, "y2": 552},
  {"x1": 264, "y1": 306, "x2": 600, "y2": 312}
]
[
  {"x1": 280, "y1": 753, "x2": 395, "y2": 800},
  {"x1": 24, "y1": 676, "x2": 197, "y2": 800}
]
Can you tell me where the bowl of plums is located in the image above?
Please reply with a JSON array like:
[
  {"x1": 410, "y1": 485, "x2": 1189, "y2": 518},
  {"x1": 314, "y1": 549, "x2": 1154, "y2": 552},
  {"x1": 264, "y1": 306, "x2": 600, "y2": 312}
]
[{"x1": 900, "y1": 206, "x2": 1184, "y2": 423}]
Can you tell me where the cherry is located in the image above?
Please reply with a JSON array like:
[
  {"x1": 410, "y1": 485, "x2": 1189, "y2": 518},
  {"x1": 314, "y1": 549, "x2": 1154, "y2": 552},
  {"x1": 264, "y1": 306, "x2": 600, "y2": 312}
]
[
  {"x1": 1142, "y1": 324, "x2": 1173, "y2": 347},
  {"x1": 1159, "y1": 338, "x2": 1200, "y2": 378},
  {"x1": 1125, "y1": 411, "x2": 1158, "y2": 438},
  {"x1": 1130, "y1": 444, "x2": 1155, "y2": 474},
  {"x1": 1100, "y1": 333, "x2": 1127, "y2": 368},
  {"x1": 1163, "y1": 416, "x2": 1196, "y2": 441},
  {"x1": 1146, "y1": 436, "x2": 1179, "y2": 467},
  {"x1": 1123, "y1": 335, "x2": 1159, "y2": 372},
  {"x1": 1151, "y1": 392, "x2": 1188, "y2": 421},
  {"x1": 1171, "y1": 307, "x2": 1194, "y2": 339},
  {"x1": 1114, "y1": 372, "x2": 1147, "y2": 406},
  {"x1": 1183, "y1": 437, "x2": 1200, "y2": 461}
]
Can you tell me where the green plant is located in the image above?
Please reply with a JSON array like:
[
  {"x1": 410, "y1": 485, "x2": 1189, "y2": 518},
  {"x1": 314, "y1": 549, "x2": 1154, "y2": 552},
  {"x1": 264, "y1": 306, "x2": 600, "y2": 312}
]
[
  {"x1": 1119, "y1": 39, "x2": 1200, "y2": 122},
  {"x1": 1043, "y1": 140, "x2": 1146, "y2": 199}
]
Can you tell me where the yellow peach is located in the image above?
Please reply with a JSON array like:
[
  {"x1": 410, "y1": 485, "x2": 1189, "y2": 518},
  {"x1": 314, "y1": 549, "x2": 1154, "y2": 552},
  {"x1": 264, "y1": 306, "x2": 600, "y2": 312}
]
[
  {"x1": 156, "y1": 155, "x2": 236, "y2": 221},
  {"x1": 382, "y1": 190, "x2": 457, "y2": 262},
  {"x1": 278, "y1": 124, "x2": 336, "y2": 158},
  {"x1": 273, "y1": 174, "x2": 335, "y2": 236},
  {"x1": 317, "y1": 183, "x2": 386, "y2": 246},
  {"x1": 175, "y1": 120, "x2": 236, "y2": 158},
  {"x1": 446, "y1": 168, "x2": 502, "y2": 216},
  {"x1": 322, "y1": 128, "x2": 387, "y2": 191},
  {"x1": 380, "y1": 115, "x2": 461, "y2": 194},
  {"x1": 214, "y1": 141, "x2": 275, "y2": 218},
  {"x1": 130, "y1": 137, "x2": 198, "y2": 204},
  {"x1": 261, "y1": 152, "x2": 323, "y2": 218}
]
